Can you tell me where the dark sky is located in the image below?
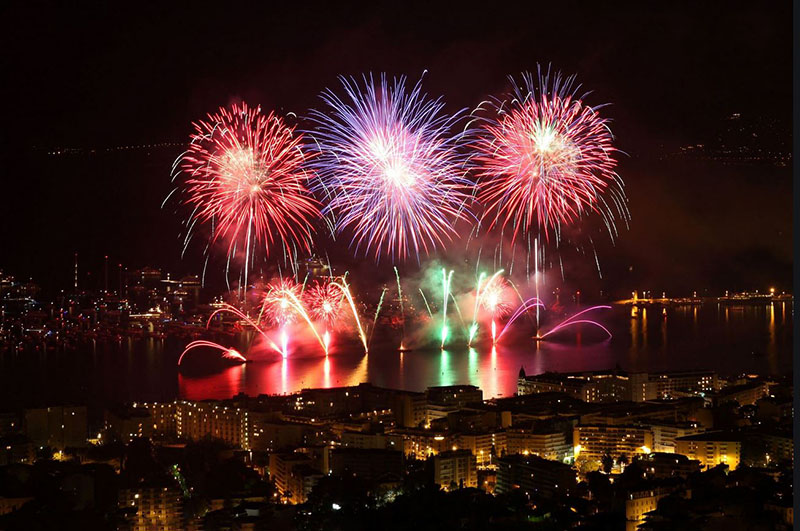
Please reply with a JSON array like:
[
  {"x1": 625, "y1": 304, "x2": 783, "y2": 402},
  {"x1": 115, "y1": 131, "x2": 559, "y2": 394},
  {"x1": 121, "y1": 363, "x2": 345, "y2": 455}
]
[{"x1": 0, "y1": 1, "x2": 792, "y2": 297}]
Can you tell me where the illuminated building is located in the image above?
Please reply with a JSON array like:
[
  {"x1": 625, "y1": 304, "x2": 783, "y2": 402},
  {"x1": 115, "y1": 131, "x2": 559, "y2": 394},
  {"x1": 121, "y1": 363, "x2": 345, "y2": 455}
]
[
  {"x1": 426, "y1": 385, "x2": 483, "y2": 407},
  {"x1": 455, "y1": 431, "x2": 506, "y2": 468},
  {"x1": 269, "y1": 453, "x2": 315, "y2": 504},
  {"x1": 712, "y1": 380, "x2": 770, "y2": 406},
  {"x1": 518, "y1": 370, "x2": 631, "y2": 402},
  {"x1": 495, "y1": 454, "x2": 576, "y2": 498},
  {"x1": 340, "y1": 431, "x2": 403, "y2": 451},
  {"x1": 392, "y1": 391, "x2": 427, "y2": 428},
  {"x1": 625, "y1": 487, "x2": 675, "y2": 529},
  {"x1": 505, "y1": 429, "x2": 572, "y2": 462},
  {"x1": 24, "y1": 406, "x2": 88, "y2": 450},
  {"x1": 573, "y1": 425, "x2": 654, "y2": 466},
  {"x1": 637, "y1": 452, "x2": 701, "y2": 478},
  {"x1": 645, "y1": 420, "x2": 704, "y2": 453},
  {"x1": 578, "y1": 398, "x2": 704, "y2": 426},
  {"x1": 388, "y1": 427, "x2": 451, "y2": 457},
  {"x1": 104, "y1": 406, "x2": 153, "y2": 444},
  {"x1": 434, "y1": 449, "x2": 477, "y2": 490},
  {"x1": 647, "y1": 370, "x2": 719, "y2": 398},
  {"x1": 161, "y1": 275, "x2": 201, "y2": 313},
  {"x1": 249, "y1": 415, "x2": 323, "y2": 452},
  {"x1": 141, "y1": 402, "x2": 176, "y2": 437},
  {"x1": 286, "y1": 464, "x2": 324, "y2": 504},
  {"x1": 675, "y1": 432, "x2": 741, "y2": 470},
  {"x1": 175, "y1": 401, "x2": 248, "y2": 449},
  {"x1": 0, "y1": 435, "x2": 35, "y2": 465},
  {"x1": 519, "y1": 369, "x2": 720, "y2": 403},
  {"x1": 118, "y1": 486, "x2": 183, "y2": 530}
]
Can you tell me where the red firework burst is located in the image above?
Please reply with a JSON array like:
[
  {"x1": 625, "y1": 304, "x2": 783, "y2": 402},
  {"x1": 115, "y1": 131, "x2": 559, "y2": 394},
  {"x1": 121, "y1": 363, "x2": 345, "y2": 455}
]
[
  {"x1": 260, "y1": 278, "x2": 302, "y2": 326},
  {"x1": 174, "y1": 103, "x2": 320, "y2": 280},
  {"x1": 304, "y1": 280, "x2": 344, "y2": 327},
  {"x1": 475, "y1": 69, "x2": 626, "y2": 243}
]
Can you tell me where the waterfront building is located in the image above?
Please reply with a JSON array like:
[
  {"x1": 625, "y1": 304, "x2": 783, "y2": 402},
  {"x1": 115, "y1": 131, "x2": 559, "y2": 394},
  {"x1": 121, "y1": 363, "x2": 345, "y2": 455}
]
[{"x1": 175, "y1": 401, "x2": 248, "y2": 449}]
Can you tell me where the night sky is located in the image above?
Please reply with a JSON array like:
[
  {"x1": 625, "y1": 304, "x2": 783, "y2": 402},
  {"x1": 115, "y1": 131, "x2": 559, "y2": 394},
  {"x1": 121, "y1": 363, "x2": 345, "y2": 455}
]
[{"x1": 0, "y1": 1, "x2": 792, "y2": 297}]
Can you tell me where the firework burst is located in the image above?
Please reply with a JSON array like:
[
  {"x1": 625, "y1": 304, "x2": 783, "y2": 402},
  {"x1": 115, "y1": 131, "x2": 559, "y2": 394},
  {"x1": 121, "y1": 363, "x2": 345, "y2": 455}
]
[
  {"x1": 304, "y1": 280, "x2": 344, "y2": 327},
  {"x1": 307, "y1": 73, "x2": 474, "y2": 262},
  {"x1": 479, "y1": 274, "x2": 512, "y2": 318},
  {"x1": 474, "y1": 66, "x2": 628, "y2": 245},
  {"x1": 260, "y1": 278, "x2": 302, "y2": 326},
  {"x1": 171, "y1": 102, "x2": 320, "y2": 285}
]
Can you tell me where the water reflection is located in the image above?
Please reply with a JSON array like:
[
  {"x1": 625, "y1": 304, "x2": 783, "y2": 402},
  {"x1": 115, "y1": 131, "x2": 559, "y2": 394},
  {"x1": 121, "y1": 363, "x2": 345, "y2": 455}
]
[{"x1": 7, "y1": 303, "x2": 789, "y2": 408}]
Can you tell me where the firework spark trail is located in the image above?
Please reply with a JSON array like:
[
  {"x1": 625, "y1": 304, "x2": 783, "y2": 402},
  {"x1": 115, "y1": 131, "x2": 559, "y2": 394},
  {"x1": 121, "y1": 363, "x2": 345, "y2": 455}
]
[
  {"x1": 507, "y1": 278, "x2": 536, "y2": 328},
  {"x1": 170, "y1": 103, "x2": 320, "y2": 290},
  {"x1": 369, "y1": 287, "x2": 388, "y2": 345},
  {"x1": 207, "y1": 303, "x2": 282, "y2": 354},
  {"x1": 539, "y1": 305, "x2": 613, "y2": 339},
  {"x1": 178, "y1": 340, "x2": 247, "y2": 365},
  {"x1": 540, "y1": 319, "x2": 612, "y2": 339},
  {"x1": 497, "y1": 298, "x2": 545, "y2": 339},
  {"x1": 474, "y1": 66, "x2": 628, "y2": 248},
  {"x1": 449, "y1": 293, "x2": 465, "y2": 327},
  {"x1": 478, "y1": 271, "x2": 512, "y2": 344},
  {"x1": 440, "y1": 268, "x2": 454, "y2": 348},
  {"x1": 468, "y1": 272, "x2": 487, "y2": 345},
  {"x1": 332, "y1": 277, "x2": 369, "y2": 354},
  {"x1": 282, "y1": 290, "x2": 329, "y2": 354},
  {"x1": 307, "y1": 73, "x2": 475, "y2": 262},
  {"x1": 534, "y1": 239, "x2": 540, "y2": 329},
  {"x1": 393, "y1": 266, "x2": 407, "y2": 341},
  {"x1": 419, "y1": 288, "x2": 433, "y2": 317}
]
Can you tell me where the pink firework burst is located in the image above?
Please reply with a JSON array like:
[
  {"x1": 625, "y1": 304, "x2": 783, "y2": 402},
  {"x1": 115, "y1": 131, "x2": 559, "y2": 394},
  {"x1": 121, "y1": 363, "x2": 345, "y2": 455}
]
[
  {"x1": 172, "y1": 102, "x2": 320, "y2": 283},
  {"x1": 475, "y1": 66, "x2": 628, "y2": 244},
  {"x1": 260, "y1": 278, "x2": 302, "y2": 326},
  {"x1": 304, "y1": 280, "x2": 344, "y2": 327}
]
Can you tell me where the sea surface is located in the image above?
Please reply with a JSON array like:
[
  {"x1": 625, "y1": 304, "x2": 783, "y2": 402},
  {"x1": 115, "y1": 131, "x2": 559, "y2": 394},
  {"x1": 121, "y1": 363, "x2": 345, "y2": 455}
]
[{"x1": 1, "y1": 302, "x2": 792, "y2": 409}]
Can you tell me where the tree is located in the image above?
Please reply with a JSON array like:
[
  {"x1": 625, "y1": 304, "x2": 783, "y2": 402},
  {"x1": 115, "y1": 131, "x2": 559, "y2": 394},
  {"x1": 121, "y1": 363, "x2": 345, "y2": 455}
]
[
  {"x1": 601, "y1": 453, "x2": 614, "y2": 474},
  {"x1": 618, "y1": 453, "x2": 629, "y2": 468}
]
